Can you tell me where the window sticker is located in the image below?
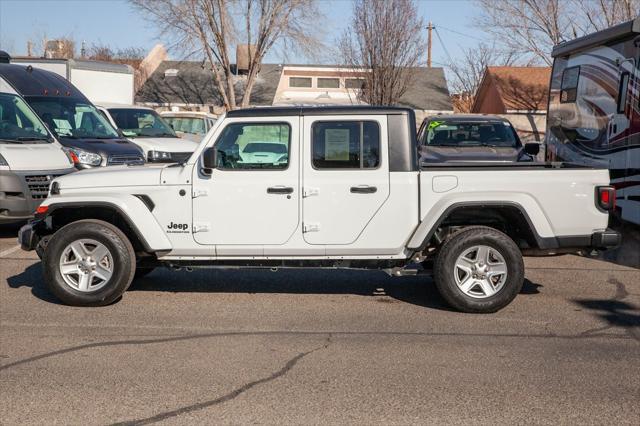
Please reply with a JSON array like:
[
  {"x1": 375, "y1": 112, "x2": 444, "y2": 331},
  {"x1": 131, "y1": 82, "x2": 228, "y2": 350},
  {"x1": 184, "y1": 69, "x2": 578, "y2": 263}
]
[
  {"x1": 428, "y1": 120, "x2": 443, "y2": 130},
  {"x1": 324, "y1": 128, "x2": 350, "y2": 161}
]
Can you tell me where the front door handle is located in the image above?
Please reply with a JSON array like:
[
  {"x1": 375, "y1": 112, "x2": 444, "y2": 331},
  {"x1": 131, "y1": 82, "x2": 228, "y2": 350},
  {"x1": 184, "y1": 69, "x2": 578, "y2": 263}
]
[
  {"x1": 267, "y1": 186, "x2": 294, "y2": 194},
  {"x1": 350, "y1": 185, "x2": 377, "y2": 194}
]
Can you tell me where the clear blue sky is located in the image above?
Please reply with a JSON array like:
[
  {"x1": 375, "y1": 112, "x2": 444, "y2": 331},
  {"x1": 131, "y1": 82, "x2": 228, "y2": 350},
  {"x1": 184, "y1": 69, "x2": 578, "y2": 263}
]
[{"x1": 0, "y1": 0, "x2": 487, "y2": 67}]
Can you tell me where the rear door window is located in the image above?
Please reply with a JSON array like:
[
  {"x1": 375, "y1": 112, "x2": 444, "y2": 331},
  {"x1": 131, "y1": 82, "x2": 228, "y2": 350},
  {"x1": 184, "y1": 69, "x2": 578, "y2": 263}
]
[{"x1": 311, "y1": 121, "x2": 380, "y2": 169}]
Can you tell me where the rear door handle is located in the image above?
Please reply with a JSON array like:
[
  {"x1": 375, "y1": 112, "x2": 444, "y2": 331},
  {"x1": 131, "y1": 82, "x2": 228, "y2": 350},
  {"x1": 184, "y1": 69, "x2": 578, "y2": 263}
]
[
  {"x1": 267, "y1": 186, "x2": 294, "y2": 194},
  {"x1": 350, "y1": 185, "x2": 377, "y2": 194}
]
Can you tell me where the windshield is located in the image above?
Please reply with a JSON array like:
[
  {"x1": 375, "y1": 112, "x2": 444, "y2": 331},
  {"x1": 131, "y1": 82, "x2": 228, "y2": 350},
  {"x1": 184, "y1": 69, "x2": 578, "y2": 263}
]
[
  {"x1": 423, "y1": 120, "x2": 519, "y2": 147},
  {"x1": 28, "y1": 96, "x2": 118, "y2": 139},
  {"x1": 163, "y1": 116, "x2": 207, "y2": 135},
  {"x1": 109, "y1": 108, "x2": 177, "y2": 138},
  {"x1": 0, "y1": 93, "x2": 52, "y2": 143}
]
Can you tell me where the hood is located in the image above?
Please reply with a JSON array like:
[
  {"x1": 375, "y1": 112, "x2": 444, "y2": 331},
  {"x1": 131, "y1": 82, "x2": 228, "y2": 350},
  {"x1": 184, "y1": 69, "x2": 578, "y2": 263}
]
[
  {"x1": 419, "y1": 146, "x2": 532, "y2": 163},
  {"x1": 0, "y1": 142, "x2": 73, "y2": 171},
  {"x1": 59, "y1": 138, "x2": 144, "y2": 156},
  {"x1": 54, "y1": 163, "x2": 166, "y2": 189},
  {"x1": 127, "y1": 136, "x2": 198, "y2": 154}
]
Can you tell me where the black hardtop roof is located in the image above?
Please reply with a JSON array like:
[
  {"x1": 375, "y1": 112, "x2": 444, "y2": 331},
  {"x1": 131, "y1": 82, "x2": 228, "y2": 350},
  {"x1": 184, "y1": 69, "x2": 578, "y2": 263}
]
[
  {"x1": 552, "y1": 17, "x2": 640, "y2": 58},
  {"x1": 226, "y1": 105, "x2": 414, "y2": 118},
  {"x1": 423, "y1": 114, "x2": 511, "y2": 123},
  {"x1": 0, "y1": 63, "x2": 88, "y2": 100}
]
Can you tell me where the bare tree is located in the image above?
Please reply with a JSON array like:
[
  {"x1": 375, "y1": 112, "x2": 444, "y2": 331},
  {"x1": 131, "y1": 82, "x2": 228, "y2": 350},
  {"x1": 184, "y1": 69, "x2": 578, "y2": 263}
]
[
  {"x1": 131, "y1": 0, "x2": 322, "y2": 110},
  {"x1": 447, "y1": 43, "x2": 518, "y2": 112},
  {"x1": 338, "y1": 0, "x2": 424, "y2": 106},
  {"x1": 476, "y1": 0, "x2": 640, "y2": 66},
  {"x1": 571, "y1": 0, "x2": 640, "y2": 33},
  {"x1": 476, "y1": 0, "x2": 576, "y2": 66}
]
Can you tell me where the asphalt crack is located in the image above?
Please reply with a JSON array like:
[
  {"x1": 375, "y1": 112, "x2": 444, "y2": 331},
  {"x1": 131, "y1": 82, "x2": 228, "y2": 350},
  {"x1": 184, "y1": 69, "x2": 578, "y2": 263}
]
[
  {"x1": 110, "y1": 334, "x2": 333, "y2": 425},
  {"x1": 1, "y1": 328, "x2": 633, "y2": 373}
]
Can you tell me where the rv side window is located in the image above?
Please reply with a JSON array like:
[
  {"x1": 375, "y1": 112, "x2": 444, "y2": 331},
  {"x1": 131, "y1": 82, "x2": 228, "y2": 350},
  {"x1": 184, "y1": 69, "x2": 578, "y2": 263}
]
[
  {"x1": 560, "y1": 66, "x2": 580, "y2": 103},
  {"x1": 617, "y1": 72, "x2": 630, "y2": 114}
]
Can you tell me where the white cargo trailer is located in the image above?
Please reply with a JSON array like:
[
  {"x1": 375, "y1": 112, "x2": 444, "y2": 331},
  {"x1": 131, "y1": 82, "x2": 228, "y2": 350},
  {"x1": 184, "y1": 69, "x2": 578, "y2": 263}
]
[{"x1": 10, "y1": 58, "x2": 134, "y2": 105}]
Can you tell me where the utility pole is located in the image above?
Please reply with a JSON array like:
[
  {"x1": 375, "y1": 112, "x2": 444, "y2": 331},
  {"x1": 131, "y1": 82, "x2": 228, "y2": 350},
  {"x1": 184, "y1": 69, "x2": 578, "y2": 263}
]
[
  {"x1": 27, "y1": 41, "x2": 33, "y2": 57},
  {"x1": 427, "y1": 21, "x2": 433, "y2": 68}
]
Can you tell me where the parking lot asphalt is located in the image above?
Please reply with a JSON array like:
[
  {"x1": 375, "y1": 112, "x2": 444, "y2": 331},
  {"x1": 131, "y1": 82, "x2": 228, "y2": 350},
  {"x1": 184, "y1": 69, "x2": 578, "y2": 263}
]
[{"x1": 1, "y1": 223, "x2": 639, "y2": 425}]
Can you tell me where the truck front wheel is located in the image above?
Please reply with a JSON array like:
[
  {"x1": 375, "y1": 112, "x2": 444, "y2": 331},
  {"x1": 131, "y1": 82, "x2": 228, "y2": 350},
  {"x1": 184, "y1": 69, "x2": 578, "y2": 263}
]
[
  {"x1": 42, "y1": 219, "x2": 136, "y2": 306},
  {"x1": 434, "y1": 226, "x2": 524, "y2": 313}
]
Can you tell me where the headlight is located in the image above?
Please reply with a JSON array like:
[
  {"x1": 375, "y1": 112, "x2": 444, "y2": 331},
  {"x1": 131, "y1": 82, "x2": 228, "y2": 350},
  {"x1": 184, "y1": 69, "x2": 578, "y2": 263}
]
[
  {"x1": 0, "y1": 153, "x2": 8, "y2": 167},
  {"x1": 148, "y1": 150, "x2": 172, "y2": 162},
  {"x1": 67, "y1": 148, "x2": 102, "y2": 166}
]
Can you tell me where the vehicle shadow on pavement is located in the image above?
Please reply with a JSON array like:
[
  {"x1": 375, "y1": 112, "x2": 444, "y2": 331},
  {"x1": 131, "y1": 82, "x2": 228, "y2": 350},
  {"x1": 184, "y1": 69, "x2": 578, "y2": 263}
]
[
  {"x1": 572, "y1": 278, "x2": 640, "y2": 341},
  {"x1": 0, "y1": 223, "x2": 24, "y2": 238},
  {"x1": 6, "y1": 262, "x2": 62, "y2": 304},
  {"x1": 6, "y1": 264, "x2": 542, "y2": 311},
  {"x1": 127, "y1": 268, "x2": 543, "y2": 312}
]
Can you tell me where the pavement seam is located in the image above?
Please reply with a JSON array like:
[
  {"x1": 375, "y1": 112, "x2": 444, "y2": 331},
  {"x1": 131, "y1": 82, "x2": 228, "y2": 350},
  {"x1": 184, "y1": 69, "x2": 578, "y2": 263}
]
[
  {"x1": 0, "y1": 245, "x2": 22, "y2": 258},
  {"x1": 110, "y1": 333, "x2": 333, "y2": 425}
]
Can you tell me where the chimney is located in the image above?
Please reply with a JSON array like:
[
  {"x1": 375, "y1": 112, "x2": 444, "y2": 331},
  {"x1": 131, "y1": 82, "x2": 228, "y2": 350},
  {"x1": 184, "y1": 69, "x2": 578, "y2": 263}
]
[
  {"x1": 44, "y1": 39, "x2": 75, "y2": 59},
  {"x1": 236, "y1": 44, "x2": 256, "y2": 75}
]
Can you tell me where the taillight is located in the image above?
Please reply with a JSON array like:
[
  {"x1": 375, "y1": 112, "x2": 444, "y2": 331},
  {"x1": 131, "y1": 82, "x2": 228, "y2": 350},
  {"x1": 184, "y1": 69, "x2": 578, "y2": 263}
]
[{"x1": 596, "y1": 186, "x2": 616, "y2": 211}]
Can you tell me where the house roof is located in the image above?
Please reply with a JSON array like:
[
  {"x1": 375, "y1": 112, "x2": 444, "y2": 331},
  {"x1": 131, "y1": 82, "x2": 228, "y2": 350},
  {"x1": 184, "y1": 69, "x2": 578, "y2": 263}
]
[
  {"x1": 136, "y1": 61, "x2": 452, "y2": 111},
  {"x1": 473, "y1": 66, "x2": 551, "y2": 112},
  {"x1": 136, "y1": 60, "x2": 283, "y2": 106}
]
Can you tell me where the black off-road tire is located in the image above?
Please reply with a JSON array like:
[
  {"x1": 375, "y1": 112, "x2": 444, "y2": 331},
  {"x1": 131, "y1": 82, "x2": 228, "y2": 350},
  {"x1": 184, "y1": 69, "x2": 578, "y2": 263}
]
[
  {"x1": 434, "y1": 226, "x2": 524, "y2": 313},
  {"x1": 42, "y1": 219, "x2": 136, "y2": 306}
]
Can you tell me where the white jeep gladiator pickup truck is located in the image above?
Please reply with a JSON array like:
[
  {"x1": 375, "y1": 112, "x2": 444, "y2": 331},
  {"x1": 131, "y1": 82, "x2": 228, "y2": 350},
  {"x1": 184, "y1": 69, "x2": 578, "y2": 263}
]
[{"x1": 18, "y1": 106, "x2": 621, "y2": 313}]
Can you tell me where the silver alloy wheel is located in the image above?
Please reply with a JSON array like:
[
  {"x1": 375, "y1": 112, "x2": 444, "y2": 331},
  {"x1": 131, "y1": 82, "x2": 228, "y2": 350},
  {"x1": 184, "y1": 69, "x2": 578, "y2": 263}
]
[
  {"x1": 454, "y1": 245, "x2": 508, "y2": 299},
  {"x1": 59, "y1": 239, "x2": 113, "y2": 292}
]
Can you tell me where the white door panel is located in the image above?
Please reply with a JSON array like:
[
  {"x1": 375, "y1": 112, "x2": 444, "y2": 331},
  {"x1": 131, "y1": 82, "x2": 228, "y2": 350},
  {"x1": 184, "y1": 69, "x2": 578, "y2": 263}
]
[
  {"x1": 302, "y1": 116, "x2": 390, "y2": 245},
  {"x1": 192, "y1": 117, "x2": 300, "y2": 247}
]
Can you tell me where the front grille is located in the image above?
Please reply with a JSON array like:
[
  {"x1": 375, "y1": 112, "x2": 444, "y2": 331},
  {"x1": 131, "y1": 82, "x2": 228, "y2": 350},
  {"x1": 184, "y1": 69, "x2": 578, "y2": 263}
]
[
  {"x1": 107, "y1": 154, "x2": 145, "y2": 166},
  {"x1": 171, "y1": 152, "x2": 193, "y2": 163},
  {"x1": 24, "y1": 174, "x2": 60, "y2": 199}
]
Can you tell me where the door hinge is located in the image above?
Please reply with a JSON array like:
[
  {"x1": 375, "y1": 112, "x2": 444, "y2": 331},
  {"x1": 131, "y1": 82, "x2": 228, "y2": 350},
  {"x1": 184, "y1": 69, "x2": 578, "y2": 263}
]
[
  {"x1": 303, "y1": 222, "x2": 320, "y2": 233},
  {"x1": 303, "y1": 187, "x2": 319, "y2": 198},
  {"x1": 193, "y1": 223, "x2": 210, "y2": 233},
  {"x1": 193, "y1": 189, "x2": 208, "y2": 198}
]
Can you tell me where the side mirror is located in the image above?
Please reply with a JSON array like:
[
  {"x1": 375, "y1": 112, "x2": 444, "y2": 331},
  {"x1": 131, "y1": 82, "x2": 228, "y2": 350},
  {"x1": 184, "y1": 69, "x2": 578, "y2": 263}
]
[
  {"x1": 202, "y1": 147, "x2": 217, "y2": 174},
  {"x1": 116, "y1": 128, "x2": 125, "y2": 138},
  {"x1": 524, "y1": 143, "x2": 540, "y2": 156}
]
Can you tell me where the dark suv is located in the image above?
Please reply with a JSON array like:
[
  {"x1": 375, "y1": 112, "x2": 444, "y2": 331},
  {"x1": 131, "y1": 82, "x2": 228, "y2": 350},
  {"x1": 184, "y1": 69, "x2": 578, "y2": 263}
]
[
  {"x1": 0, "y1": 63, "x2": 144, "y2": 168},
  {"x1": 417, "y1": 115, "x2": 540, "y2": 163}
]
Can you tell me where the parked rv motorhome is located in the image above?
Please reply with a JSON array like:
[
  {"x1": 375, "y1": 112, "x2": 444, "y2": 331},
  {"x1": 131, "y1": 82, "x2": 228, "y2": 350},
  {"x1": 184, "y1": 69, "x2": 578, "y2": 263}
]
[{"x1": 546, "y1": 18, "x2": 640, "y2": 226}]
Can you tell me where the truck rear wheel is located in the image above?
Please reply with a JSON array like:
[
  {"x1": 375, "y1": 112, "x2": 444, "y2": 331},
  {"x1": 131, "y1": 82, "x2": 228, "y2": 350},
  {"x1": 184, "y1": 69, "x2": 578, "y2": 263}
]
[
  {"x1": 42, "y1": 219, "x2": 136, "y2": 306},
  {"x1": 434, "y1": 226, "x2": 524, "y2": 313}
]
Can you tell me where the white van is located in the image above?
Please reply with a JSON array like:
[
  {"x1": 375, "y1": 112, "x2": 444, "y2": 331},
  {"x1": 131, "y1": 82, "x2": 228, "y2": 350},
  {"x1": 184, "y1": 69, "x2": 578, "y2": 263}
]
[
  {"x1": 97, "y1": 104, "x2": 198, "y2": 163},
  {"x1": 0, "y1": 75, "x2": 76, "y2": 223}
]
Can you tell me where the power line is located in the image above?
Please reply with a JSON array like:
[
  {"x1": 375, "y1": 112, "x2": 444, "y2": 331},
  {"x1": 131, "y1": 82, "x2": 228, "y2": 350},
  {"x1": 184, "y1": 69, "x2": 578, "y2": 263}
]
[{"x1": 433, "y1": 27, "x2": 454, "y2": 65}]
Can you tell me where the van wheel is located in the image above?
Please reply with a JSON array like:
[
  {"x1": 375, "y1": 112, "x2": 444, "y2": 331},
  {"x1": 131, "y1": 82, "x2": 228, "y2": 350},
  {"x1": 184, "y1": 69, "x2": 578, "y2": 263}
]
[
  {"x1": 434, "y1": 226, "x2": 524, "y2": 313},
  {"x1": 42, "y1": 219, "x2": 136, "y2": 306}
]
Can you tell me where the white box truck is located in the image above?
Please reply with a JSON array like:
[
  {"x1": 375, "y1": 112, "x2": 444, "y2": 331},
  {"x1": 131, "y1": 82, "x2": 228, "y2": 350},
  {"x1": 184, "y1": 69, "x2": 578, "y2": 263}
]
[{"x1": 10, "y1": 57, "x2": 134, "y2": 105}]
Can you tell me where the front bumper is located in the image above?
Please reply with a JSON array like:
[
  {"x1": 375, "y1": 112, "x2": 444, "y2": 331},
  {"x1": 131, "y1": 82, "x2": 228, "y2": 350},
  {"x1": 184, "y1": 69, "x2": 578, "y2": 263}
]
[{"x1": 0, "y1": 168, "x2": 75, "y2": 223}]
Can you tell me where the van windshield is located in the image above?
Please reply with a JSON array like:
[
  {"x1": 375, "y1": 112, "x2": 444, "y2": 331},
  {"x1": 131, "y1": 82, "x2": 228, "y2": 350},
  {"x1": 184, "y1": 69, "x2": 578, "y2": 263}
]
[
  {"x1": 0, "y1": 93, "x2": 52, "y2": 143},
  {"x1": 423, "y1": 120, "x2": 519, "y2": 147},
  {"x1": 163, "y1": 116, "x2": 207, "y2": 135},
  {"x1": 28, "y1": 97, "x2": 119, "y2": 140},
  {"x1": 108, "y1": 108, "x2": 177, "y2": 138}
]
